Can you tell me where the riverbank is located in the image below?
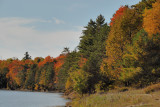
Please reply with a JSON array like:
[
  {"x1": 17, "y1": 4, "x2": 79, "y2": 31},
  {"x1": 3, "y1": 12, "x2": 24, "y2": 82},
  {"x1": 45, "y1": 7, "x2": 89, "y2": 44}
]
[{"x1": 67, "y1": 83, "x2": 160, "y2": 107}]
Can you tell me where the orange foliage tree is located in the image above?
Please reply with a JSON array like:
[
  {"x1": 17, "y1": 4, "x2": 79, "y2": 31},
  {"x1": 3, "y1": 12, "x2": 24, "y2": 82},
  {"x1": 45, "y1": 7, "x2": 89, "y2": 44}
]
[
  {"x1": 6, "y1": 59, "x2": 34, "y2": 89},
  {"x1": 143, "y1": 1, "x2": 160, "y2": 37},
  {"x1": 78, "y1": 55, "x2": 87, "y2": 68},
  {"x1": 38, "y1": 56, "x2": 53, "y2": 67},
  {"x1": 54, "y1": 55, "x2": 66, "y2": 83},
  {"x1": 6, "y1": 60, "x2": 25, "y2": 88}
]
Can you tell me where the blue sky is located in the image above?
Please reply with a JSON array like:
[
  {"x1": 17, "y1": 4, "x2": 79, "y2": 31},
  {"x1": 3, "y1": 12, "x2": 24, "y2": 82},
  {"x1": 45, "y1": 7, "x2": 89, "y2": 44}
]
[{"x1": 0, "y1": 0, "x2": 141, "y2": 59}]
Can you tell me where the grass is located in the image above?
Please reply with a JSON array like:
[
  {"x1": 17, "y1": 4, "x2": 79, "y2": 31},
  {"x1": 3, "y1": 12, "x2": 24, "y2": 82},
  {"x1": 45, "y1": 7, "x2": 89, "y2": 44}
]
[
  {"x1": 144, "y1": 83, "x2": 160, "y2": 94},
  {"x1": 69, "y1": 85, "x2": 160, "y2": 107}
]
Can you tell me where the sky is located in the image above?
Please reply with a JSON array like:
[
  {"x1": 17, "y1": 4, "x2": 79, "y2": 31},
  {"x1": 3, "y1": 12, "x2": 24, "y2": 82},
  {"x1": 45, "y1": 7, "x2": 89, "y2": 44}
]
[{"x1": 0, "y1": 0, "x2": 141, "y2": 60}]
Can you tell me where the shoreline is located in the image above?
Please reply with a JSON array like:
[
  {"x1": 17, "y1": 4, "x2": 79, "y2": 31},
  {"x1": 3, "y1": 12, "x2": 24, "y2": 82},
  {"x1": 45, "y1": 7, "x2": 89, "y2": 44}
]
[{"x1": 0, "y1": 88, "x2": 63, "y2": 93}]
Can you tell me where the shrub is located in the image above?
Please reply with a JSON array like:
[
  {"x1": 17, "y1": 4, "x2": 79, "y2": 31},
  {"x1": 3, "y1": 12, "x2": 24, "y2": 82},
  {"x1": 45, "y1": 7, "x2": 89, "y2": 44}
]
[{"x1": 144, "y1": 83, "x2": 160, "y2": 94}]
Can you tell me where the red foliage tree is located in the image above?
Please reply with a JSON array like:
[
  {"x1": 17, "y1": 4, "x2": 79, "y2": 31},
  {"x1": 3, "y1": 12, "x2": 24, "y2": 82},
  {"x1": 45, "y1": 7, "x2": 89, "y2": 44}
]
[
  {"x1": 54, "y1": 55, "x2": 66, "y2": 83},
  {"x1": 110, "y1": 6, "x2": 128, "y2": 26}
]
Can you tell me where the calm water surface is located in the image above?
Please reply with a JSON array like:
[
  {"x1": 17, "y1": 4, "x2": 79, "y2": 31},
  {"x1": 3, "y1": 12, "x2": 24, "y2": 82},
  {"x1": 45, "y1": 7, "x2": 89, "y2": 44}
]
[{"x1": 0, "y1": 90, "x2": 70, "y2": 107}]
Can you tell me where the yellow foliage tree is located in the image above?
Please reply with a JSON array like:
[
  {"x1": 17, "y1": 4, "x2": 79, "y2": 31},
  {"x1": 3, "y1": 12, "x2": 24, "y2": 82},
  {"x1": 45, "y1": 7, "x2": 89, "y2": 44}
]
[
  {"x1": 101, "y1": 7, "x2": 142, "y2": 81},
  {"x1": 65, "y1": 77, "x2": 73, "y2": 94},
  {"x1": 70, "y1": 69, "x2": 92, "y2": 94},
  {"x1": 143, "y1": 1, "x2": 160, "y2": 37},
  {"x1": 39, "y1": 71, "x2": 46, "y2": 90}
]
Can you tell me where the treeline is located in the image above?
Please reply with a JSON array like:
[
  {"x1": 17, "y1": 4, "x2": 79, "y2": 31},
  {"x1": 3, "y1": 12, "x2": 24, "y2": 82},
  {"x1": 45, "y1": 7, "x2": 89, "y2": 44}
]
[
  {"x1": 0, "y1": 0, "x2": 160, "y2": 95},
  {"x1": 58, "y1": 0, "x2": 160, "y2": 95},
  {"x1": 0, "y1": 52, "x2": 66, "y2": 91}
]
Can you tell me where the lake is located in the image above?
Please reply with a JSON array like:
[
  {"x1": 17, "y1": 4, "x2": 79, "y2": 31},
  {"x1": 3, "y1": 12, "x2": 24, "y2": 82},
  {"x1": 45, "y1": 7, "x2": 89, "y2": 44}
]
[{"x1": 0, "y1": 90, "x2": 70, "y2": 107}]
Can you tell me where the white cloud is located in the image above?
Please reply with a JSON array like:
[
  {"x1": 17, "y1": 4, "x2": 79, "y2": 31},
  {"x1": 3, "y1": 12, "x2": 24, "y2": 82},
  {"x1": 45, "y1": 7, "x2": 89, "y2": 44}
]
[
  {"x1": 0, "y1": 17, "x2": 81, "y2": 59},
  {"x1": 0, "y1": 17, "x2": 52, "y2": 25},
  {"x1": 53, "y1": 17, "x2": 65, "y2": 24}
]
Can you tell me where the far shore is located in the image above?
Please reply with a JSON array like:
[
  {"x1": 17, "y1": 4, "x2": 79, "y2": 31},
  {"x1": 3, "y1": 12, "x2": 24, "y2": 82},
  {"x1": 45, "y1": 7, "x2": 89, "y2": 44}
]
[{"x1": 0, "y1": 88, "x2": 64, "y2": 94}]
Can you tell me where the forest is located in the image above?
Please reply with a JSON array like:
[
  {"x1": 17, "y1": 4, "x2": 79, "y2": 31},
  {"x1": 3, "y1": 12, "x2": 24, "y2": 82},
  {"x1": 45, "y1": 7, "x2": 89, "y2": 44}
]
[{"x1": 0, "y1": 0, "x2": 160, "y2": 97}]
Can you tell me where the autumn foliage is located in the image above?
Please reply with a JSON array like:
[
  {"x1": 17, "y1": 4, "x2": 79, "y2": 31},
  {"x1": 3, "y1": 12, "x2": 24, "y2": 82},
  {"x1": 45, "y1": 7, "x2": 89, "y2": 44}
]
[
  {"x1": 143, "y1": 1, "x2": 160, "y2": 36},
  {"x1": 38, "y1": 56, "x2": 54, "y2": 67},
  {"x1": 54, "y1": 55, "x2": 66, "y2": 83},
  {"x1": 0, "y1": 0, "x2": 160, "y2": 95},
  {"x1": 110, "y1": 6, "x2": 128, "y2": 26},
  {"x1": 0, "y1": 54, "x2": 67, "y2": 90}
]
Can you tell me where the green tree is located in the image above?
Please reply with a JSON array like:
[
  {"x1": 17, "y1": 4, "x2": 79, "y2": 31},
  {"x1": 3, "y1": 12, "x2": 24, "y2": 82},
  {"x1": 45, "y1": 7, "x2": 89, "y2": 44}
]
[
  {"x1": 61, "y1": 47, "x2": 70, "y2": 55},
  {"x1": 78, "y1": 14, "x2": 109, "y2": 58},
  {"x1": 132, "y1": 0, "x2": 157, "y2": 13},
  {"x1": 16, "y1": 69, "x2": 26, "y2": 88},
  {"x1": 25, "y1": 64, "x2": 37, "y2": 90},
  {"x1": 39, "y1": 62, "x2": 55, "y2": 90},
  {"x1": 121, "y1": 29, "x2": 160, "y2": 87},
  {"x1": 57, "y1": 50, "x2": 80, "y2": 90},
  {"x1": 23, "y1": 52, "x2": 31, "y2": 60},
  {"x1": 78, "y1": 15, "x2": 110, "y2": 93},
  {"x1": 0, "y1": 67, "x2": 9, "y2": 88}
]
